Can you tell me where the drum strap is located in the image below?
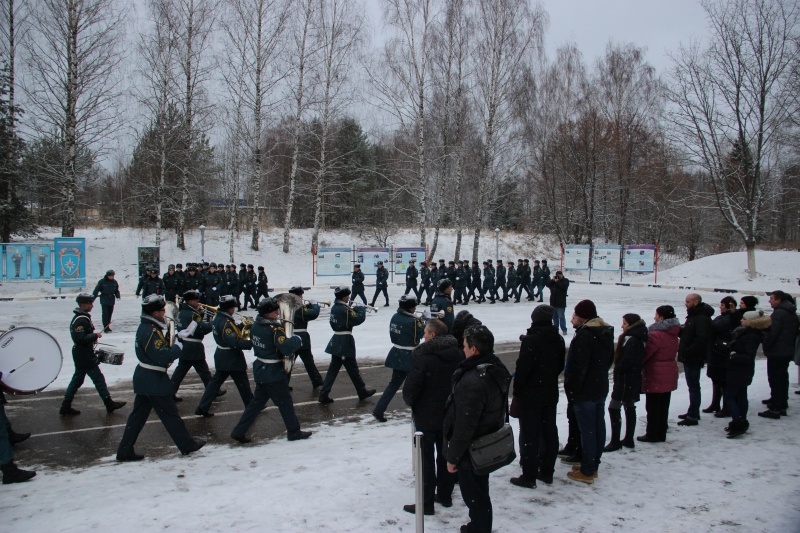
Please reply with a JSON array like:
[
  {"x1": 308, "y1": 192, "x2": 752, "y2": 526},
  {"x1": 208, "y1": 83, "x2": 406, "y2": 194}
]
[
  {"x1": 138, "y1": 362, "x2": 168, "y2": 372},
  {"x1": 256, "y1": 357, "x2": 281, "y2": 364}
]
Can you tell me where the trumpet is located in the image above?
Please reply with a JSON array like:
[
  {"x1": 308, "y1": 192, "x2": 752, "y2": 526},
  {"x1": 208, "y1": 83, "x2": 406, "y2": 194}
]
[
  {"x1": 304, "y1": 300, "x2": 331, "y2": 307},
  {"x1": 197, "y1": 303, "x2": 218, "y2": 320},
  {"x1": 346, "y1": 303, "x2": 379, "y2": 313}
]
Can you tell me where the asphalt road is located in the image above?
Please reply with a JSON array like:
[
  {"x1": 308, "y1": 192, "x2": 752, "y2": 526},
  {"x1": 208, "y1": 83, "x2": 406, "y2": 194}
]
[{"x1": 4, "y1": 343, "x2": 523, "y2": 470}]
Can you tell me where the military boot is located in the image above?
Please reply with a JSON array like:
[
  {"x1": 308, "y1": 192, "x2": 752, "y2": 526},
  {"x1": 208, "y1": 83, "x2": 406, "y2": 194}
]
[
  {"x1": 59, "y1": 400, "x2": 80, "y2": 416},
  {"x1": 1, "y1": 461, "x2": 36, "y2": 484},
  {"x1": 104, "y1": 397, "x2": 127, "y2": 413}
]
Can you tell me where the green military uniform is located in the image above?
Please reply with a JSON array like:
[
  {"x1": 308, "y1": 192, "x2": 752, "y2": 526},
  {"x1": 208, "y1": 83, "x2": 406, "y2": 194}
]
[
  {"x1": 319, "y1": 300, "x2": 372, "y2": 402},
  {"x1": 373, "y1": 307, "x2": 423, "y2": 420},
  {"x1": 171, "y1": 301, "x2": 214, "y2": 395}
]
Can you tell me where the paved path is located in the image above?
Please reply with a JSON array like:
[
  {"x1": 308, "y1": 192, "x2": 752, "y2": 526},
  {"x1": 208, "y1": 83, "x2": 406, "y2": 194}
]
[{"x1": 5, "y1": 343, "x2": 523, "y2": 469}]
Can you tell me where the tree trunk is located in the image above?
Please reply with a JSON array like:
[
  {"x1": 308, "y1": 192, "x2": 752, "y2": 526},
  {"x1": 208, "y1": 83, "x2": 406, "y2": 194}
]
[{"x1": 745, "y1": 241, "x2": 757, "y2": 280}]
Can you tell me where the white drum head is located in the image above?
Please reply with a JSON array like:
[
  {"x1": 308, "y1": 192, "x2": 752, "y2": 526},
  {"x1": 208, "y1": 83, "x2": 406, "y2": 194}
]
[{"x1": 0, "y1": 327, "x2": 63, "y2": 395}]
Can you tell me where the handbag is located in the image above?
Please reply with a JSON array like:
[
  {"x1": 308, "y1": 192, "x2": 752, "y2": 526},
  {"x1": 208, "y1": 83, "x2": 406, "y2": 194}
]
[{"x1": 468, "y1": 367, "x2": 516, "y2": 476}]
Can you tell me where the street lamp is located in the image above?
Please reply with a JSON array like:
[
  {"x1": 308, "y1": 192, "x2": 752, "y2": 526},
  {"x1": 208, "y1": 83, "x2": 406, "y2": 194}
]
[
  {"x1": 199, "y1": 225, "x2": 206, "y2": 259},
  {"x1": 494, "y1": 228, "x2": 500, "y2": 260}
]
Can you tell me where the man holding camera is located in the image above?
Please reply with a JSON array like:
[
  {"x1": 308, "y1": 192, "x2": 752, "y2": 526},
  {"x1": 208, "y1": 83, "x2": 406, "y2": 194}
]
[{"x1": 546, "y1": 271, "x2": 570, "y2": 335}]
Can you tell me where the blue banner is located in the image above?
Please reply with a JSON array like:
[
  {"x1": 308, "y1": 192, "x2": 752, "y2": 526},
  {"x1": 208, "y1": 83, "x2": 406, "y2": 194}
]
[
  {"x1": 316, "y1": 247, "x2": 351, "y2": 276},
  {"x1": 54, "y1": 237, "x2": 86, "y2": 288},
  {"x1": 394, "y1": 247, "x2": 425, "y2": 275},
  {"x1": 564, "y1": 244, "x2": 591, "y2": 270}
]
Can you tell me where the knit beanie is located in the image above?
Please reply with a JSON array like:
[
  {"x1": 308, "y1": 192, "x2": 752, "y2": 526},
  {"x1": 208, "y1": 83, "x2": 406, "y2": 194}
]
[
  {"x1": 740, "y1": 295, "x2": 759, "y2": 309},
  {"x1": 574, "y1": 300, "x2": 598, "y2": 320},
  {"x1": 531, "y1": 304, "x2": 555, "y2": 324}
]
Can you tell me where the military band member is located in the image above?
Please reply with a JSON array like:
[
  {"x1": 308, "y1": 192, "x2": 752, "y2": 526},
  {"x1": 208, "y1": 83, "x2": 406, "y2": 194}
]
[
  {"x1": 256, "y1": 266, "x2": 269, "y2": 304},
  {"x1": 370, "y1": 261, "x2": 390, "y2": 307},
  {"x1": 350, "y1": 263, "x2": 367, "y2": 305},
  {"x1": 230, "y1": 297, "x2": 312, "y2": 443},
  {"x1": 419, "y1": 261, "x2": 432, "y2": 305},
  {"x1": 163, "y1": 264, "x2": 182, "y2": 302},
  {"x1": 194, "y1": 295, "x2": 254, "y2": 416},
  {"x1": 92, "y1": 269, "x2": 120, "y2": 332},
  {"x1": 60, "y1": 293, "x2": 126, "y2": 416},
  {"x1": 318, "y1": 287, "x2": 376, "y2": 404},
  {"x1": 288, "y1": 286, "x2": 325, "y2": 389},
  {"x1": 116, "y1": 295, "x2": 206, "y2": 461},
  {"x1": 404, "y1": 259, "x2": 420, "y2": 299},
  {"x1": 373, "y1": 296, "x2": 424, "y2": 422},
  {"x1": 431, "y1": 279, "x2": 455, "y2": 332},
  {"x1": 171, "y1": 290, "x2": 220, "y2": 401}
]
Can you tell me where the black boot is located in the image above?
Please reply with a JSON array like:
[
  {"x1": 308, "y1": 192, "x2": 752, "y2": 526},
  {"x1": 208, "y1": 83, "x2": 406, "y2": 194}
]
[
  {"x1": 8, "y1": 429, "x2": 31, "y2": 446},
  {"x1": 621, "y1": 403, "x2": 636, "y2": 448},
  {"x1": 702, "y1": 383, "x2": 722, "y2": 413},
  {"x1": 603, "y1": 408, "x2": 622, "y2": 452},
  {"x1": 104, "y1": 397, "x2": 127, "y2": 413},
  {"x1": 1, "y1": 461, "x2": 36, "y2": 484},
  {"x1": 59, "y1": 400, "x2": 80, "y2": 416}
]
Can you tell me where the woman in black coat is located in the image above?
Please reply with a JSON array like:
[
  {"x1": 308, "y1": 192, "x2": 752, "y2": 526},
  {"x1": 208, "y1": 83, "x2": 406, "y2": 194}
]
[
  {"x1": 604, "y1": 314, "x2": 647, "y2": 451},
  {"x1": 509, "y1": 305, "x2": 566, "y2": 488},
  {"x1": 704, "y1": 296, "x2": 739, "y2": 416},
  {"x1": 725, "y1": 311, "x2": 770, "y2": 438}
]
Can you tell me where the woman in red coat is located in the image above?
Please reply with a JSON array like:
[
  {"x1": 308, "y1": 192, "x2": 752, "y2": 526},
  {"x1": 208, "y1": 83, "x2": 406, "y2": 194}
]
[{"x1": 638, "y1": 305, "x2": 680, "y2": 443}]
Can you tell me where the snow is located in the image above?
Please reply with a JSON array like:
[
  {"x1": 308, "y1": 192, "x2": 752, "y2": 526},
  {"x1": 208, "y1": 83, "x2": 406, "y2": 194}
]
[{"x1": 1, "y1": 228, "x2": 799, "y2": 531}]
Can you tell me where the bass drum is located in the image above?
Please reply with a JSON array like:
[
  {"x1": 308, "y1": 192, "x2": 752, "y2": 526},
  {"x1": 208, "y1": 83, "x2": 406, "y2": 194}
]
[{"x1": 0, "y1": 326, "x2": 63, "y2": 395}]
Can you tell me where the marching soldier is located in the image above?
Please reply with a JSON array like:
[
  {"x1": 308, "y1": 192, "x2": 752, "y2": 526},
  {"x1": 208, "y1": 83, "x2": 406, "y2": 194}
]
[
  {"x1": 419, "y1": 261, "x2": 432, "y2": 305},
  {"x1": 426, "y1": 263, "x2": 439, "y2": 305},
  {"x1": 506, "y1": 260, "x2": 518, "y2": 302},
  {"x1": 163, "y1": 265, "x2": 182, "y2": 303},
  {"x1": 373, "y1": 296, "x2": 424, "y2": 422},
  {"x1": 404, "y1": 259, "x2": 420, "y2": 299},
  {"x1": 194, "y1": 295, "x2": 254, "y2": 417},
  {"x1": 447, "y1": 261, "x2": 457, "y2": 284},
  {"x1": 539, "y1": 259, "x2": 551, "y2": 303},
  {"x1": 92, "y1": 269, "x2": 120, "y2": 332},
  {"x1": 244, "y1": 264, "x2": 257, "y2": 310},
  {"x1": 518, "y1": 259, "x2": 533, "y2": 301},
  {"x1": 495, "y1": 259, "x2": 507, "y2": 301},
  {"x1": 370, "y1": 261, "x2": 390, "y2": 307},
  {"x1": 318, "y1": 287, "x2": 376, "y2": 404},
  {"x1": 481, "y1": 260, "x2": 496, "y2": 304},
  {"x1": 236, "y1": 263, "x2": 248, "y2": 310},
  {"x1": 60, "y1": 294, "x2": 126, "y2": 416},
  {"x1": 171, "y1": 290, "x2": 221, "y2": 401},
  {"x1": 350, "y1": 263, "x2": 367, "y2": 305},
  {"x1": 137, "y1": 268, "x2": 165, "y2": 299},
  {"x1": 454, "y1": 260, "x2": 469, "y2": 305},
  {"x1": 230, "y1": 297, "x2": 312, "y2": 443},
  {"x1": 288, "y1": 286, "x2": 325, "y2": 389},
  {"x1": 431, "y1": 279, "x2": 455, "y2": 332},
  {"x1": 532, "y1": 259, "x2": 543, "y2": 301},
  {"x1": 470, "y1": 260, "x2": 481, "y2": 302},
  {"x1": 182, "y1": 264, "x2": 202, "y2": 292},
  {"x1": 203, "y1": 263, "x2": 222, "y2": 306},
  {"x1": 255, "y1": 266, "x2": 269, "y2": 305},
  {"x1": 116, "y1": 295, "x2": 206, "y2": 461}
]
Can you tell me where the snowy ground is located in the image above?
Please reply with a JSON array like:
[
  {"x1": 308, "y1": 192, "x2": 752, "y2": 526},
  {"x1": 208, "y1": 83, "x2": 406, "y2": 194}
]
[{"x1": 1, "y1": 228, "x2": 799, "y2": 531}]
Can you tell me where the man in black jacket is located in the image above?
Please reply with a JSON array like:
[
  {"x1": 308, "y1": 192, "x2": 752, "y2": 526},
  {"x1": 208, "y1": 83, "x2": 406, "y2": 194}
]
[
  {"x1": 92, "y1": 270, "x2": 120, "y2": 332},
  {"x1": 546, "y1": 271, "x2": 570, "y2": 335},
  {"x1": 350, "y1": 264, "x2": 367, "y2": 305},
  {"x1": 759, "y1": 291, "x2": 799, "y2": 419},
  {"x1": 677, "y1": 293, "x2": 714, "y2": 426},
  {"x1": 444, "y1": 325, "x2": 510, "y2": 533},
  {"x1": 370, "y1": 261, "x2": 390, "y2": 307},
  {"x1": 564, "y1": 300, "x2": 614, "y2": 484},
  {"x1": 510, "y1": 305, "x2": 565, "y2": 489},
  {"x1": 402, "y1": 319, "x2": 463, "y2": 515}
]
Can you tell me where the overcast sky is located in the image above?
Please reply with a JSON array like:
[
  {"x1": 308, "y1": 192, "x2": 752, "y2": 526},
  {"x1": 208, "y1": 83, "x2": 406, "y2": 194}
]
[{"x1": 365, "y1": 0, "x2": 710, "y2": 77}]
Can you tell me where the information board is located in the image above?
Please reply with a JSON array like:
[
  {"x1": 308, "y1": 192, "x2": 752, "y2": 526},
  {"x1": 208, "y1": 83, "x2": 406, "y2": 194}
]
[
  {"x1": 316, "y1": 247, "x2": 351, "y2": 276},
  {"x1": 592, "y1": 244, "x2": 622, "y2": 271},
  {"x1": 54, "y1": 237, "x2": 86, "y2": 289},
  {"x1": 624, "y1": 245, "x2": 656, "y2": 273},
  {"x1": 394, "y1": 247, "x2": 425, "y2": 275},
  {"x1": 563, "y1": 244, "x2": 591, "y2": 270},
  {"x1": 357, "y1": 247, "x2": 391, "y2": 275}
]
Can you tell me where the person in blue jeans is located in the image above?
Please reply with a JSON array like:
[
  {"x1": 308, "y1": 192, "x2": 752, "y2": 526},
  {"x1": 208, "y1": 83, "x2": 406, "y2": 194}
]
[
  {"x1": 546, "y1": 271, "x2": 570, "y2": 335},
  {"x1": 563, "y1": 300, "x2": 614, "y2": 484},
  {"x1": 677, "y1": 293, "x2": 714, "y2": 426}
]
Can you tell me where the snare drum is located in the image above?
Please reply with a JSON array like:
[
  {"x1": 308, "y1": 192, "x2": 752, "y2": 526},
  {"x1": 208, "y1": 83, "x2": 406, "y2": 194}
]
[
  {"x1": 96, "y1": 348, "x2": 124, "y2": 366},
  {"x1": 0, "y1": 326, "x2": 63, "y2": 395}
]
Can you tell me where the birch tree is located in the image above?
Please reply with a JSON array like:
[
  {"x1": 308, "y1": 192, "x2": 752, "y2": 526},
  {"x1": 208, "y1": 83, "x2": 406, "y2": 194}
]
[
  {"x1": 221, "y1": 0, "x2": 289, "y2": 251},
  {"x1": 282, "y1": 0, "x2": 318, "y2": 253},
  {"x1": 25, "y1": 0, "x2": 125, "y2": 237},
  {"x1": 469, "y1": 0, "x2": 545, "y2": 260},
  {"x1": 668, "y1": 0, "x2": 799, "y2": 277}
]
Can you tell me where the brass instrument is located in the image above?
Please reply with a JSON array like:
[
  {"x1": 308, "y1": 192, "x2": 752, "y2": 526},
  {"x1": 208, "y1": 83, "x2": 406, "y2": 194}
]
[
  {"x1": 197, "y1": 303, "x2": 218, "y2": 321},
  {"x1": 275, "y1": 293, "x2": 303, "y2": 374},
  {"x1": 165, "y1": 301, "x2": 179, "y2": 346},
  {"x1": 304, "y1": 299, "x2": 331, "y2": 307},
  {"x1": 344, "y1": 302, "x2": 379, "y2": 314},
  {"x1": 240, "y1": 316, "x2": 254, "y2": 341}
]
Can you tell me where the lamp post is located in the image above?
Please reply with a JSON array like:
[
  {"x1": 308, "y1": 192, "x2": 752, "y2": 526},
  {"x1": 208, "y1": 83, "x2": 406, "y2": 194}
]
[
  {"x1": 199, "y1": 225, "x2": 206, "y2": 260},
  {"x1": 494, "y1": 228, "x2": 500, "y2": 260}
]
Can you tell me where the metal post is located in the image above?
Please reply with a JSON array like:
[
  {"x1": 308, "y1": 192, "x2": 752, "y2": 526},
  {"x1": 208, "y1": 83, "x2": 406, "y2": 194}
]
[
  {"x1": 494, "y1": 228, "x2": 500, "y2": 260},
  {"x1": 413, "y1": 430, "x2": 425, "y2": 533},
  {"x1": 199, "y1": 225, "x2": 206, "y2": 260}
]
